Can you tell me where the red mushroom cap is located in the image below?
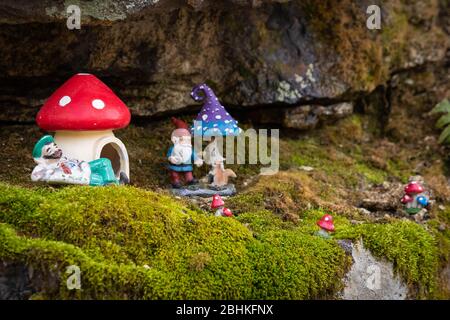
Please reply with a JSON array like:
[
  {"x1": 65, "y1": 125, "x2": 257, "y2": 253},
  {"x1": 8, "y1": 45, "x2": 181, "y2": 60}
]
[
  {"x1": 317, "y1": 214, "x2": 335, "y2": 232},
  {"x1": 401, "y1": 194, "x2": 414, "y2": 204},
  {"x1": 222, "y1": 207, "x2": 233, "y2": 217},
  {"x1": 404, "y1": 181, "x2": 424, "y2": 195},
  {"x1": 36, "y1": 73, "x2": 131, "y2": 131},
  {"x1": 211, "y1": 194, "x2": 224, "y2": 209}
]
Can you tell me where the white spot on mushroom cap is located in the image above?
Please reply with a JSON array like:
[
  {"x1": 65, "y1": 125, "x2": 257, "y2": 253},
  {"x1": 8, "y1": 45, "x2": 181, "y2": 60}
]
[
  {"x1": 92, "y1": 99, "x2": 105, "y2": 110},
  {"x1": 215, "y1": 115, "x2": 221, "y2": 120},
  {"x1": 59, "y1": 96, "x2": 71, "y2": 107}
]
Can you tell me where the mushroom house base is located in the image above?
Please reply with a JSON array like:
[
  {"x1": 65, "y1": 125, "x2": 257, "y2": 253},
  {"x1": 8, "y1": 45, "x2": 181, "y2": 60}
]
[{"x1": 53, "y1": 130, "x2": 129, "y2": 180}]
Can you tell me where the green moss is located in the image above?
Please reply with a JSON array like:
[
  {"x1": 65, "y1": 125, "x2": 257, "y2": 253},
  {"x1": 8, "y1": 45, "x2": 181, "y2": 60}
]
[
  {"x1": 236, "y1": 206, "x2": 441, "y2": 298},
  {"x1": 248, "y1": 230, "x2": 350, "y2": 299},
  {"x1": 0, "y1": 183, "x2": 350, "y2": 299},
  {"x1": 381, "y1": 10, "x2": 409, "y2": 67},
  {"x1": 354, "y1": 163, "x2": 387, "y2": 184},
  {"x1": 236, "y1": 210, "x2": 295, "y2": 234},
  {"x1": 288, "y1": 137, "x2": 386, "y2": 186},
  {"x1": 386, "y1": 159, "x2": 411, "y2": 183}
]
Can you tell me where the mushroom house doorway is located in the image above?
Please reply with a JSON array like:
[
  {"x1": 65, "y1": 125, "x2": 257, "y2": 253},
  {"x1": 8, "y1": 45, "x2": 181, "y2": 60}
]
[{"x1": 98, "y1": 141, "x2": 129, "y2": 179}]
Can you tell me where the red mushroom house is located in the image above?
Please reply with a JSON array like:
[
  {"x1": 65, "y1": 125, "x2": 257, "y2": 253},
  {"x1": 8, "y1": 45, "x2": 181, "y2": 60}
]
[{"x1": 36, "y1": 73, "x2": 131, "y2": 181}]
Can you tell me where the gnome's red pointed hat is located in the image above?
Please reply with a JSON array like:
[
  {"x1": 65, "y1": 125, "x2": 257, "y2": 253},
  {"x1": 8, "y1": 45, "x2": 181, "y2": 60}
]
[
  {"x1": 36, "y1": 73, "x2": 130, "y2": 131},
  {"x1": 317, "y1": 214, "x2": 335, "y2": 232},
  {"x1": 171, "y1": 117, "x2": 191, "y2": 137}
]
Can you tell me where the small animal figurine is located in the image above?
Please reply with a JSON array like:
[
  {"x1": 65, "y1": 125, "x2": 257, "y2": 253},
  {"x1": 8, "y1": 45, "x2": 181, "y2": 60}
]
[
  {"x1": 31, "y1": 135, "x2": 118, "y2": 186},
  {"x1": 210, "y1": 194, "x2": 233, "y2": 217},
  {"x1": 401, "y1": 180, "x2": 429, "y2": 215},
  {"x1": 167, "y1": 117, "x2": 203, "y2": 189},
  {"x1": 316, "y1": 214, "x2": 335, "y2": 239},
  {"x1": 202, "y1": 138, "x2": 225, "y2": 183},
  {"x1": 212, "y1": 160, "x2": 237, "y2": 187}
]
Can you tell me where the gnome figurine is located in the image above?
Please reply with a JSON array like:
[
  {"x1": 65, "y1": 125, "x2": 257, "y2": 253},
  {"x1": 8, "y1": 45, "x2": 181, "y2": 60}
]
[{"x1": 167, "y1": 117, "x2": 203, "y2": 189}]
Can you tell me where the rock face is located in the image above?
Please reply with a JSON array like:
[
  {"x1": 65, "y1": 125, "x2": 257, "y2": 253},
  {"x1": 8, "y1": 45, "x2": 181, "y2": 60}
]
[
  {"x1": 0, "y1": 0, "x2": 448, "y2": 124},
  {"x1": 0, "y1": 261, "x2": 32, "y2": 299},
  {"x1": 340, "y1": 240, "x2": 408, "y2": 300},
  {"x1": 283, "y1": 102, "x2": 353, "y2": 130}
]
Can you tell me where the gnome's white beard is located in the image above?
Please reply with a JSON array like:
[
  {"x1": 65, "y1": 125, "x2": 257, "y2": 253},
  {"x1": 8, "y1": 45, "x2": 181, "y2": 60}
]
[{"x1": 172, "y1": 143, "x2": 192, "y2": 164}]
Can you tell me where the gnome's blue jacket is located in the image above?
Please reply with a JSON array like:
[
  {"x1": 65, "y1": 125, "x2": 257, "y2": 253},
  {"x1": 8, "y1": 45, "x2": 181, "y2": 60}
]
[{"x1": 167, "y1": 146, "x2": 198, "y2": 172}]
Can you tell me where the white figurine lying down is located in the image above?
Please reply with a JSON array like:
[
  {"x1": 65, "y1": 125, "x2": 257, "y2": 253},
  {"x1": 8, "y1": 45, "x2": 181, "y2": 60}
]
[
  {"x1": 31, "y1": 135, "x2": 118, "y2": 186},
  {"x1": 32, "y1": 157, "x2": 91, "y2": 185}
]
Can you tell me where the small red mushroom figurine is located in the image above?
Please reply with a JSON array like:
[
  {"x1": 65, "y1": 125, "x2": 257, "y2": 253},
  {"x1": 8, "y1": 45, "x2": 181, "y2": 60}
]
[
  {"x1": 316, "y1": 214, "x2": 335, "y2": 238},
  {"x1": 400, "y1": 194, "x2": 413, "y2": 205},
  {"x1": 36, "y1": 73, "x2": 131, "y2": 183},
  {"x1": 211, "y1": 194, "x2": 225, "y2": 216},
  {"x1": 222, "y1": 207, "x2": 233, "y2": 217},
  {"x1": 211, "y1": 194, "x2": 232, "y2": 217}
]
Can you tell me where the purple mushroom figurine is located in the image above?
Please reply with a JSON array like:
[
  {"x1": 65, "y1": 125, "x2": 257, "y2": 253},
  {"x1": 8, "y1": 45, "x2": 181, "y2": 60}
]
[{"x1": 190, "y1": 83, "x2": 240, "y2": 188}]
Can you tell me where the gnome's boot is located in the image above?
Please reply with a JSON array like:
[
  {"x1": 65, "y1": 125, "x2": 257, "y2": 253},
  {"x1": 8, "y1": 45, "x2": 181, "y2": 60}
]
[
  {"x1": 184, "y1": 171, "x2": 198, "y2": 185},
  {"x1": 170, "y1": 171, "x2": 182, "y2": 189}
]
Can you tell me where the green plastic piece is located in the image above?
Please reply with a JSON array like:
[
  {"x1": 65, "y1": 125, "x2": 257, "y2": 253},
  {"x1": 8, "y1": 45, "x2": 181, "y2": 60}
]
[
  {"x1": 406, "y1": 207, "x2": 422, "y2": 215},
  {"x1": 89, "y1": 158, "x2": 118, "y2": 186}
]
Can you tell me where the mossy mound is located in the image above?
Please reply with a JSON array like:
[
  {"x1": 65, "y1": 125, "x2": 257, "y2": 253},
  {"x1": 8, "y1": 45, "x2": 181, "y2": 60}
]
[
  {"x1": 0, "y1": 183, "x2": 349, "y2": 299},
  {"x1": 237, "y1": 207, "x2": 442, "y2": 299}
]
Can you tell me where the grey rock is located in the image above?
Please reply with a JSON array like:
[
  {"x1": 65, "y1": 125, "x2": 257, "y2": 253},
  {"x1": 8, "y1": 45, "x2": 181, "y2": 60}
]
[
  {"x1": 282, "y1": 102, "x2": 353, "y2": 130},
  {"x1": 0, "y1": 261, "x2": 33, "y2": 300},
  {"x1": 298, "y1": 166, "x2": 314, "y2": 172},
  {"x1": 337, "y1": 239, "x2": 353, "y2": 255},
  {"x1": 443, "y1": 262, "x2": 450, "y2": 294},
  {"x1": 282, "y1": 105, "x2": 319, "y2": 130},
  {"x1": 340, "y1": 240, "x2": 408, "y2": 300},
  {"x1": 171, "y1": 184, "x2": 236, "y2": 197},
  {"x1": 357, "y1": 207, "x2": 372, "y2": 215}
]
